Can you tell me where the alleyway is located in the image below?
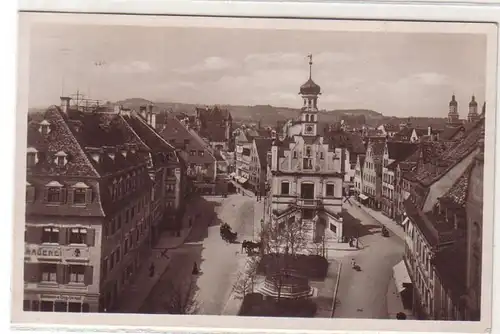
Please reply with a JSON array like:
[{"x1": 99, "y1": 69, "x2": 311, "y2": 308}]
[
  {"x1": 333, "y1": 201, "x2": 405, "y2": 319},
  {"x1": 139, "y1": 194, "x2": 255, "y2": 315}
]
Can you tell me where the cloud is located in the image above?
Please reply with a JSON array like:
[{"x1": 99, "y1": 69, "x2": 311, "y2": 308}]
[
  {"x1": 412, "y1": 72, "x2": 448, "y2": 86},
  {"x1": 106, "y1": 60, "x2": 152, "y2": 73},
  {"x1": 174, "y1": 56, "x2": 236, "y2": 74}
]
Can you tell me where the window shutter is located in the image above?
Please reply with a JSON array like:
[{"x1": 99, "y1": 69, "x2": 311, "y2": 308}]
[
  {"x1": 26, "y1": 226, "x2": 43, "y2": 243},
  {"x1": 43, "y1": 188, "x2": 49, "y2": 203},
  {"x1": 85, "y1": 188, "x2": 92, "y2": 204},
  {"x1": 86, "y1": 228, "x2": 95, "y2": 247},
  {"x1": 67, "y1": 189, "x2": 74, "y2": 204},
  {"x1": 56, "y1": 264, "x2": 65, "y2": 284},
  {"x1": 59, "y1": 227, "x2": 68, "y2": 245},
  {"x1": 60, "y1": 188, "x2": 67, "y2": 203},
  {"x1": 84, "y1": 266, "x2": 94, "y2": 285},
  {"x1": 24, "y1": 263, "x2": 40, "y2": 283}
]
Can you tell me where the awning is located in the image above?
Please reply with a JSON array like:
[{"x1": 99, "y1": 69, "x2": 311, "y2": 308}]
[
  {"x1": 238, "y1": 177, "x2": 248, "y2": 184},
  {"x1": 392, "y1": 260, "x2": 412, "y2": 293},
  {"x1": 401, "y1": 217, "x2": 410, "y2": 226},
  {"x1": 229, "y1": 172, "x2": 236, "y2": 178},
  {"x1": 359, "y1": 194, "x2": 369, "y2": 201}
]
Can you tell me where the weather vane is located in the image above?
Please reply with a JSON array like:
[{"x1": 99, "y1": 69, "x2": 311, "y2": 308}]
[{"x1": 307, "y1": 54, "x2": 313, "y2": 78}]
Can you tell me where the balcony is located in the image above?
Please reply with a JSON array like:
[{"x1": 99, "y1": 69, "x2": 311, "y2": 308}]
[{"x1": 296, "y1": 198, "x2": 321, "y2": 207}]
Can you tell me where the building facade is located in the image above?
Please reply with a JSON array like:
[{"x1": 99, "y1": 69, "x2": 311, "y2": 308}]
[
  {"x1": 194, "y1": 106, "x2": 233, "y2": 152},
  {"x1": 24, "y1": 98, "x2": 155, "y2": 313},
  {"x1": 361, "y1": 141, "x2": 384, "y2": 209},
  {"x1": 269, "y1": 56, "x2": 345, "y2": 244},
  {"x1": 354, "y1": 154, "x2": 365, "y2": 200},
  {"x1": 402, "y1": 116, "x2": 484, "y2": 320},
  {"x1": 159, "y1": 114, "x2": 220, "y2": 195},
  {"x1": 249, "y1": 138, "x2": 273, "y2": 196}
]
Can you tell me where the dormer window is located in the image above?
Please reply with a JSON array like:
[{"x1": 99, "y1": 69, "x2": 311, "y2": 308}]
[
  {"x1": 71, "y1": 182, "x2": 91, "y2": 205},
  {"x1": 26, "y1": 147, "x2": 38, "y2": 168},
  {"x1": 26, "y1": 182, "x2": 35, "y2": 203},
  {"x1": 54, "y1": 151, "x2": 68, "y2": 167},
  {"x1": 199, "y1": 151, "x2": 204, "y2": 157},
  {"x1": 44, "y1": 181, "x2": 65, "y2": 204},
  {"x1": 293, "y1": 151, "x2": 297, "y2": 159},
  {"x1": 39, "y1": 120, "x2": 51, "y2": 136}
]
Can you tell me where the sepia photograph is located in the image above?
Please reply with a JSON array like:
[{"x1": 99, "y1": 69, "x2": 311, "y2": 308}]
[{"x1": 11, "y1": 11, "x2": 497, "y2": 333}]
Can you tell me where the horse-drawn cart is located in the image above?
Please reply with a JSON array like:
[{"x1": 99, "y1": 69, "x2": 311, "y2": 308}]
[{"x1": 220, "y1": 223, "x2": 238, "y2": 243}]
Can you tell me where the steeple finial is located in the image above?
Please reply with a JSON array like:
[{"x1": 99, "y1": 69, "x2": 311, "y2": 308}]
[{"x1": 308, "y1": 53, "x2": 313, "y2": 79}]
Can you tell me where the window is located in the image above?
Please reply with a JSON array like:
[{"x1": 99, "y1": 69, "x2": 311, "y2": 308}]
[
  {"x1": 40, "y1": 300, "x2": 54, "y2": 312},
  {"x1": 303, "y1": 158, "x2": 313, "y2": 169},
  {"x1": 320, "y1": 152, "x2": 324, "y2": 159},
  {"x1": 42, "y1": 226, "x2": 59, "y2": 243},
  {"x1": 281, "y1": 181, "x2": 290, "y2": 195},
  {"x1": 166, "y1": 168, "x2": 174, "y2": 177},
  {"x1": 306, "y1": 147, "x2": 311, "y2": 156},
  {"x1": 326, "y1": 184, "x2": 335, "y2": 197},
  {"x1": 69, "y1": 265, "x2": 85, "y2": 283},
  {"x1": 199, "y1": 151, "x2": 204, "y2": 157},
  {"x1": 116, "y1": 247, "x2": 121, "y2": 263},
  {"x1": 27, "y1": 152, "x2": 36, "y2": 167},
  {"x1": 69, "y1": 228, "x2": 87, "y2": 244},
  {"x1": 68, "y1": 302, "x2": 82, "y2": 313},
  {"x1": 293, "y1": 151, "x2": 297, "y2": 159},
  {"x1": 41, "y1": 263, "x2": 57, "y2": 282},
  {"x1": 73, "y1": 188, "x2": 86, "y2": 204},
  {"x1": 190, "y1": 150, "x2": 196, "y2": 156},
  {"x1": 47, "y1": 187, "x2": 62, "y2": 203}
]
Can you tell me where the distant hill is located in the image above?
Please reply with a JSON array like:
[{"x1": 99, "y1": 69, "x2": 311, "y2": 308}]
[
  {"x1": 30, "y1": 98, "x2": 447, "y2": 130},
  {"x1": 114, "y1": 98, "x2": 384, "y2": 127}
]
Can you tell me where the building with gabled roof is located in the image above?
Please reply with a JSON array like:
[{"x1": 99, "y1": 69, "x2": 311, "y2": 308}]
[
  {"x1": 24, "y1": 96, "x2": 156, "y2": 313},
  {"x1": 158, "y1": 113, "x2": 224, "y2": 195},
  {"x1": 249, "y1": 138, "x2": 273, "y2": 196},
  {"x1": 194, "y1": 105, "x2": 233, "y2": 152},
  {"x1": 381, "y1": 142, "x2": 419, "y2": 219},
  {"x1": 400, "y1": 114, "x2": 485, "y2": 320},
  {"x1": 353, "y1": 154, "x2": 366, "y2": 199},
  {"x1": 359, "y1": 140, "x2": 385, "y2": 209}
]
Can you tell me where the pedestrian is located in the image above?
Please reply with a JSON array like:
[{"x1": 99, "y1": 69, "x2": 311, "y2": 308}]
[
  {"x1": 351, "y1": 258, "x2": 356, "y2": 269},
  {"x1": 192, "y1": 261, "x2": 199, "y2": 275},
  {"x1": 149, "y1": 262, "x2": 155, "y2": 277}
]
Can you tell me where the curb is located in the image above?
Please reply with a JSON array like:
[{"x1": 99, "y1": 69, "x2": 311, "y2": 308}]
[{"x1": 331, "y1": 261, "x2": 342, "y2": 318}]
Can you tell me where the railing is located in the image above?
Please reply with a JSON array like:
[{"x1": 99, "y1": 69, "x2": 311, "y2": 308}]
[{"x1": 296, "y1": 198, "x2": 321, "y2": 207}]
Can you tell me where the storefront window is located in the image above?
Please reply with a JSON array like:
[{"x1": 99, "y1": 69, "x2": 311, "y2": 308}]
[
  {"x1": 40, "y1": 300, "x2": 54, "y2": 312},
  {"x1": 23, "y1": 300, "x2": 31, "y2": 311},
  {"x1": 54, "y1": 301, "x2": 66, "y2": 312},
  {"x1": 68, "y1": 302, "x2": 82, "y2": 312}
]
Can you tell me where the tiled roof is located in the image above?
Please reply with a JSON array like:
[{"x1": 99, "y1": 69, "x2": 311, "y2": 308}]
[
  {"x1": 326, "y1": 131, "x2": 366, "y2": 154},
  {"x1": 439, "y1": 160, "x2": 475, "y2": 208},
  {"x1": 254, "y1": 138, "x2": 273, "y2": 168},
  {"x1": 433, "y1": 241, "x2": 467, "y2": 301},
  {"x1": 405, "y1": 119, "x2": 484, "y2": 187},
  {"x1": 159, "y1": 115, "x2": 216, "y2": 165},
  {"x1": 27, "y1": 107, "x2": 98, "y2": 178},
  {"x1": 121, "y1": 113, "x2": 180, "y2": 166},
  {"x1": 371, "y1": 141, "x2": 386, "y2": 157},
  {"x1": 393, "y1": 127, "x2": 413, "y2": 140},
  {"x1": 386, "y1": 142, "x2": 419, "y2": 162},
  {"x1": 404, "y1": 199, "x2": 458, "y2": 247}
]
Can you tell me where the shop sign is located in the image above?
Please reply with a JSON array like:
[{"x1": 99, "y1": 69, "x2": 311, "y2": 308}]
[
  {"x1": 63, "y1": 247, "x2": 90, "y2": 259},
  {"x1": 39, "y1": 294, "x2": 85, "y2": 303},
  {"x1": 25, "y1": 245, "x2": 61, "y2": 258}
]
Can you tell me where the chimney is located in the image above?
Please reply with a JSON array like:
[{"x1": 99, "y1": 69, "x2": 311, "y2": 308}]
[
  {"x1": 140, "y1": 106, "x2": 147, "y2": 119},
  {"x1": 151, "y1": 113, "x2": 156, "y2": 129},
  {"x1": 60, "y1": 96, "x2": 71, "y2": 114},
  {"x1": 90, "y1": 153, "x2": 100, "y2": 163}
]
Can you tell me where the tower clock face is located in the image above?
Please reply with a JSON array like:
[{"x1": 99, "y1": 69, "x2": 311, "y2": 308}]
[{"x1": 305, "y1": 125, "x2": 314, "y2": 134}]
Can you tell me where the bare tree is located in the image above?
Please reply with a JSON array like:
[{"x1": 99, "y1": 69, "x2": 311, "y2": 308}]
[
  {"x1": 258, "y1": 214, "x2": 310, "y2": 302},
  {"x1": 233, "y1": 256, "x2": 261, "y2": 300},
  {"x1": 161, "y1": 277, "x2": 199, "y2": 314}
]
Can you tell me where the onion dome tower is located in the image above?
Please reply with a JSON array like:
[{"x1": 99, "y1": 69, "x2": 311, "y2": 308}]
[
  {"x1": 467, "y1": 95, "x2": 480, "y2": 123},
  {"x1": 448, "y1": 94, "x2": 460, "y2": 124},
  {"x1": 299, "y1": 54, "x2": 321, "y2": 136}
]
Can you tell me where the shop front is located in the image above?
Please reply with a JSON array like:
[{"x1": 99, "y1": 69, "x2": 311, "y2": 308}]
[{"x1": 23, "y1": 292, "x2": 98, "y2": 312}]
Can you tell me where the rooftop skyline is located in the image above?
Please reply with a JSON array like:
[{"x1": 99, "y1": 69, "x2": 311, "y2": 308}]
[{"x1": 28, "y1": 24, "x2": 487, "y2": 117}]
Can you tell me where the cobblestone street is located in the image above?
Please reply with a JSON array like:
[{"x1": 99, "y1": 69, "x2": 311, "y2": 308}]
[
  {"x1": 333, "y1": 201, "x2": 405, "y2": 319},
  {"x1": 139, "y1": 194, "x2": 255, "y2": 315}
]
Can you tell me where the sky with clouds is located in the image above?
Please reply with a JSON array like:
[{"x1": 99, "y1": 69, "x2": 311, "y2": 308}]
[{"x1": 28, "y1": 23, "x2": 487, "y2": 117}]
